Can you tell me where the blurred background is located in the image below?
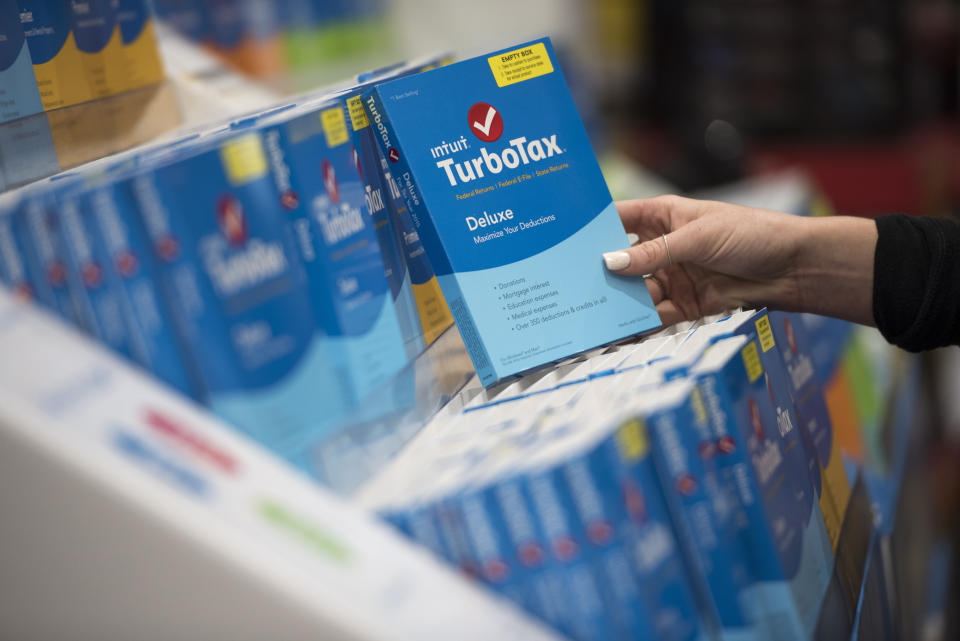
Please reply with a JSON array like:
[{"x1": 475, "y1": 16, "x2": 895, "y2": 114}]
[{"x1": 152, "y1": 0, "x2": 960, "y2": 217}]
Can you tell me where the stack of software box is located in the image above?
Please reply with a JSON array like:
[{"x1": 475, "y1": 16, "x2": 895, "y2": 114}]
[
  {"x1": 0, "y1": 56, "x2": 454, "y2": 482},
  {"x1": 358, "y1": 309, "x2": 841, "y2": 641},
  {"x1": 1, "y1": 1, "x2": 175, "y2": 190}
]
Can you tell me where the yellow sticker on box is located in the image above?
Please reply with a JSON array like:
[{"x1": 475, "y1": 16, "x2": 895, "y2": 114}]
[
  {"x1": 220, "y1": 133, "x2": 268, "y2": 186},
  {"x1": 488, "y1": 43, "x2": 554, "y2": 88},
  {"x1": 690, "y1": 387, "x2": 708, "y2": 425},
  {"x1": 347, "y1": 96, "x2": 369, "y2": 131},
  {"x1": 741, "y1": 341, "x2": 764, "y2": 383},
  {"x1": 755, "y1": 315, "x2": 775, "y2": 352},
  {"x1": 321, "y1": 107, "x2": 349, "y2": 147},
  {"x1": 616, "y1": 418, "x2": 650, "y2": 461}
]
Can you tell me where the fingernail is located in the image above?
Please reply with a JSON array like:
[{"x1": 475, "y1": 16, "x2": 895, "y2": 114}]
[
  {"x1": 603, "y1": 251, "x2": 631, "y2": 271},
  {"x1": 626, "y1": 233, "x2": 640, "y2": 245}
]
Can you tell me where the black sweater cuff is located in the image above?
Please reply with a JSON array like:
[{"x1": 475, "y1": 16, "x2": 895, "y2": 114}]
[{"x1": 873, "y1": 214, "x2": 960, "y2": 352}]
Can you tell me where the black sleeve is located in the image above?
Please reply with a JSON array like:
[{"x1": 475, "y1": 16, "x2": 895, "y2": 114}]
[{"x1": 873, "y1": 214, "x2": 960, "y2": 352}]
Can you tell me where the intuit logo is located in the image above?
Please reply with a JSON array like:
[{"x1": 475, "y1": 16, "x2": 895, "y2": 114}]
[{"x1": 430, "y1": 136, "x2": 470, "y2": 159}]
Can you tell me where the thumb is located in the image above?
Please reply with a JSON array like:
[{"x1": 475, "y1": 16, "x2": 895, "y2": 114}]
[{"x1": 602, "y1": 226, "x2": 698, "y2": 275}]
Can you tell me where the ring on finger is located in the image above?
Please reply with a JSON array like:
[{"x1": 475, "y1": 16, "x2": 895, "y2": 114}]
[
  {"x1": 645, "y1": 274, "x2": 667, "y2": 299},
  {"x1": 662, "y1": 233, "x2": 673, "y2": 266}
]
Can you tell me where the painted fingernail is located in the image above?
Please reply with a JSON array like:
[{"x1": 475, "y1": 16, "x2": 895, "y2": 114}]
[
  {"x1": 603, "y1": 251, "x2": 631, "y2": 271},
  {"x1": 626, "y1": 233, "x2": 640, "y2": 245}
]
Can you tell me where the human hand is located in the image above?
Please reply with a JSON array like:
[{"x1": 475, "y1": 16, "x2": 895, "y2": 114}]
[{"x1": 603, "y1": 195, "x2": 877, "y2": 326}]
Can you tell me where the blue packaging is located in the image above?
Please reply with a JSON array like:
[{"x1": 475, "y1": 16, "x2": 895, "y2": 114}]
[
  {"x1": 55, "y1": 182, "x2": 134, "y2": 358},
  {"x1": 20, "y1": 190, "x2": 81, "y2": 324},
  {"x1": 131, "y1": 132, "x2": 334, "y2": 451},
  {"x1": 558, "y1": 440, "x2": 674, "y2": 640},
  {"x1": 342, "y1": 87, "x2": 426, "y2": 359},
  {"x1": 489, "y1": 474, "x2": 572, "y2": 633},
  {"x1": 691, "y1": 335, "x2": 833, "y2": 639},
  {"x1": 0, "y1": 197, "x2": 38, "y2": 302},
  {"x1": 523, "y1": 458, "x2": 618, "y2": 641},
  {"x1": 485, "y1": 400, "x2": 701, "y2": 641},
  {"x1": 349, "y1": 58, "x2": 456, "y2": 353},
  {"x1": 799, "y1": 313, "x2": 852, "y2": 384},
  {"x1": 363, "y1": 38, "x2": 659, "y2": 386},
  {"x1": 641, "y1": 379, "x2": 757, "y2": 641},
  {"x1": 348, "y1": 67, "x2": 455, "y2": 350},
  {"x1": 455, "y1": 482, "x2": 534, "y2": 613},
  {"x1": 493, "y1": 422, "x2": 637, "y2": 641},
  {"x1": 257, "y1": 98, "x2": 410, "y2": 423},
  {"x1": 769, "y1": 311, "x2": 851, "y2": 546},
  {"x1": 603, "y1": 414, "x2": 703, "y2": 641},
  {"x1": 721, "y1": 311, "x2": 840, "y2": 547},
  {"x1": 85, "y1": 182, "x2": 199, "y2": 397}
]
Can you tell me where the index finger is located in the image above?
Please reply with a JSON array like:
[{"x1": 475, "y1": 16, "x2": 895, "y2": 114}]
[
  {"x1": 617, "y1": 194, "x2": 701, "y2": 240},
  {"x1": 616, "y1": 197, "x2": 671, "y2": 240}
]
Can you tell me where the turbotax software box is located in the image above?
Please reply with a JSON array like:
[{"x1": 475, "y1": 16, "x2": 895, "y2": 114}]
[{"x1": 363, "y1": 38, "x2": 660, "y2": 386}]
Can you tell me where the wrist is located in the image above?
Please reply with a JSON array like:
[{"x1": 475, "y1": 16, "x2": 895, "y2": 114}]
[{"x1": 791, "y1": 215, "x2": 878, "y2": 325}]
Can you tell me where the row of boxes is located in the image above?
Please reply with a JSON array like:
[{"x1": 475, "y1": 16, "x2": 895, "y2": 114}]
[
  {"x1": 0, "y1": 55, "x2": 454, "y2": 481},
  {"x1": 359, "y1": 309, "x2": 854, "y2": 641},
  {"x1": 0, "y1": 1, "x2": 165, "y2": 124}
]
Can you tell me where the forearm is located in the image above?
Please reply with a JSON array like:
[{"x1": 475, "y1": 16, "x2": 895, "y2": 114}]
[{"x1": 788, "y1": 215, "x2": 878, "y2": 326}]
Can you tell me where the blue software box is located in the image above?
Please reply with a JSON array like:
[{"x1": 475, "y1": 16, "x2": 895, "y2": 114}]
[{"x1": 363, "y1": 38, "x2": 660, "y2": 386}]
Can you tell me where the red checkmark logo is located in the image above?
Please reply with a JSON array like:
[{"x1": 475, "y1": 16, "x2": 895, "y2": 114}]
[{"x1": 468, "y1": 102, "x2": 503, "y2": 142}]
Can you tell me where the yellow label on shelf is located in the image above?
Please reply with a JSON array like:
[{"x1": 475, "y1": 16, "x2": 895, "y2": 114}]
[
  {"x1": 488, "y1": 42, "x2": 553, "y2": 88},
  {"x1": 321, "y1": 107, "x2": 349, "y2": 147},
  {"x1": 220, "y1": 134, "x2": 268, "y2": 186},
  {"x1": 411, "y1": 278, "x2": 454, "y2": 345},
  {"x1": 823, "y1": 444, "x2": 852, "y2": 551},
  {"x1": 347, "y1": 96, "x2": 369, "y2": 130},
  {"x1": 616, "y1": 418, "x2": 649, "y2": 461},
  {"x1": 755, "y1": 315, "x2": 775, "y2": 352},
  {"x1": 741, "y1": 341, "x2": 763, "y2": 383}
]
